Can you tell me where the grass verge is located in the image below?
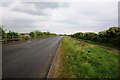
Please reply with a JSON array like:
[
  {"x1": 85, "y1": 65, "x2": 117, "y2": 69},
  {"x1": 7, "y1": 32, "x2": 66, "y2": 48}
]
[{"x1": 56, "y1": 36, "x2": 119, "y2": 78}]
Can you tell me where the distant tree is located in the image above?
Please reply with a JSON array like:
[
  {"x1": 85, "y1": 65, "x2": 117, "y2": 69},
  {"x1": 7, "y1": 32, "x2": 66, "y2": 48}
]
[
  {"x1": 72, "y1": 26, "x2": 120, "y2": 48},
  {"x1": 106, "y1": 27, "x2": 120, "y2": 38},
  {"x1": 5, "y1": 31, "x2": 19, "y2": 42},
  {"x1": 46, "y1": 31, "x2": 50, "y2": 35},
  {"x1": 29, "y1": 32, "x2": 35, "y2": 38},
  {"x1": 98, "y1": 27, "x2": 120, "y2": 43},
  {"x1": 34, "y1": 30, "x2": 43, "y2": 37},
  {"x1": 83, "y1": 32, "x2": 98, "y2": 41},
  {"x1": 0, "y1": 25, "x2": 6, "y2": 39},
  {"x1": 73, "y1": 32, "x2": 83, "y2": 39}
]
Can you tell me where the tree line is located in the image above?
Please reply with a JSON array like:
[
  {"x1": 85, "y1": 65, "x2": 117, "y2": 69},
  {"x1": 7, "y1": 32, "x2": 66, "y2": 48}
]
[
  {"x1": 0, "y1": 26, "x2": 57, "y2": 43},
  {"x1": 71, "y1": 27, "x2": 120, "y2": 48}
]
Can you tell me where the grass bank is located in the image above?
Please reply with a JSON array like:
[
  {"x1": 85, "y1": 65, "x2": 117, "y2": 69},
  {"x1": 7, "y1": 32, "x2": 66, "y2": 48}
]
[{"x1": 56, "y1": 37, "x2": 119, "y2": 78}]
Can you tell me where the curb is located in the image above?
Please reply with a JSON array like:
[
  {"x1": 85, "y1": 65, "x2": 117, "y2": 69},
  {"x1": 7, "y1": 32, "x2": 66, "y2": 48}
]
[{"x1": 47, "y1": 37, "x2": 62, "y2": 78}]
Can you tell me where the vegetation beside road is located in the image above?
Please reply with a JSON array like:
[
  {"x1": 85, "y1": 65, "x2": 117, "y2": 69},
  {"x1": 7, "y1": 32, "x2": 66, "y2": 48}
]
[
  {"x1": 56, "y1": 27, "x2": 120, "y2": 78},
  {"x1": 0, "y1": 25, "x2": 57, "y2": 44},
  {"x1": 71, "y1": 27, "x2": 120, "y2": 50},
  {"x1": 57, "y1": 37, "x2": 119, "y2": 78},
  {"x1": 1, "y1": 25, "x2": 119, "y2": 78}
]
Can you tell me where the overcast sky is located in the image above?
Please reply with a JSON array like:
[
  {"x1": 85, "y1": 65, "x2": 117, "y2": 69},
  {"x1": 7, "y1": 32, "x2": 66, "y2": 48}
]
[{"x1": 0, "y1": 0, "x2": 119, "y2": 34}]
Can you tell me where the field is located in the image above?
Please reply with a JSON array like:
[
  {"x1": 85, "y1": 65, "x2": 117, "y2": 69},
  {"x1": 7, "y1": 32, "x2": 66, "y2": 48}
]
[{"x1": 56, "y1": 37, "x2": 119, "y2": 78}]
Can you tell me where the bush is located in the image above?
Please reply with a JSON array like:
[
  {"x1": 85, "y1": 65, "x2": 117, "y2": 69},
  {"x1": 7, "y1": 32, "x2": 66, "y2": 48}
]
[{"x1": 72, "y1": 27, "x2": 120, "y2": 48}]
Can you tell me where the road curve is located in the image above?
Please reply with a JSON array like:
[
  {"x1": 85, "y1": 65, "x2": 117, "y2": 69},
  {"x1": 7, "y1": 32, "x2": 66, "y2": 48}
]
[{"x1": 2, "y1": 36, "x2": 62, "y2": 78}]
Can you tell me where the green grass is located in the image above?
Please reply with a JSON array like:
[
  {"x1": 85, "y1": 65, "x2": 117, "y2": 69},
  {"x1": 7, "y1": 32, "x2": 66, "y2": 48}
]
[
  {"x1": 58, "y1": 37, "x2": 119, "y2": 78},
  {"x1": 78, "y1": 39, "x2": 120, "y2": 51}
]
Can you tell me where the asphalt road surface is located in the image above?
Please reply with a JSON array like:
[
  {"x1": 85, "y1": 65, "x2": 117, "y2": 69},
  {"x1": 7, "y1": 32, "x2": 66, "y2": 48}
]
[{"x1": 2, "y1": 36, "x2": 62, "y2": 78}]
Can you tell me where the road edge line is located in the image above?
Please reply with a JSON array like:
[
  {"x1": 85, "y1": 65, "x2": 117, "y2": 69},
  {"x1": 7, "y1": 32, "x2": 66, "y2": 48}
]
[{"x1": 47, "y1": 37, "x2": 62, "y2": 78}]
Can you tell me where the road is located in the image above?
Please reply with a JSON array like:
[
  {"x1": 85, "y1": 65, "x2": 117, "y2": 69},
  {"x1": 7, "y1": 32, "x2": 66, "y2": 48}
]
[{"x1": 2, "y1": 36, "x2": 62, "y2": 78}]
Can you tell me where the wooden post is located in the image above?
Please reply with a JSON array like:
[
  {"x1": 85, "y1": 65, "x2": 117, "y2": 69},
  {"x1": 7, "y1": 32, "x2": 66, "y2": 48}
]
[{"x1": 13, "y1": 35, "x2": 14, "y2": 43}]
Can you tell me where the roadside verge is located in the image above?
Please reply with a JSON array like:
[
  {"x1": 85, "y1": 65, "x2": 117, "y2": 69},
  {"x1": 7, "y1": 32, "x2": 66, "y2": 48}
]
[{"x1": 47, "y1": 37, "x2": 62, "y2": 78}]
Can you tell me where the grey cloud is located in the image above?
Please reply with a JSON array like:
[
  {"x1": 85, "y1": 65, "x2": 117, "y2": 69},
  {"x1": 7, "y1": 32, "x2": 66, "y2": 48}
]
[
  {"x1": 1, "y1": 2, "x2": 117, "y2": 34},
  {"x1": 2, "y1": 19, "x2": 35, "y2": 32},
  {"x1": 10, "y1": 2, "x2": 70, "y2": 16},
  {"x1": 33, "y1": 2, "x2": 70, "y2": 9},
  {"x1": 11, "y1": 2, "x2": 49, "y2": 16},
  {"x1": 33, "y1": 2, "x2": 60, "y2": 9},
  {"x1": 118, "y1": 1, "x2": 120, "y2": 27},
  {"x1": 11, "y1": 7, "x2": 47, "y2": 16},
  {"x1": 1, "y1": 2, "x2": 13, "y2": 6}
]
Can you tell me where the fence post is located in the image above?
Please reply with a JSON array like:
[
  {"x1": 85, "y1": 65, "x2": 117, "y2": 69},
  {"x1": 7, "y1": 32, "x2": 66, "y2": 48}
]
[
  {"x1": 13, "y1": 35, "x2": 14, "y2": 43},
  {"x1": 5, "y1": 35, "x2": 7, "y2": 43}
]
